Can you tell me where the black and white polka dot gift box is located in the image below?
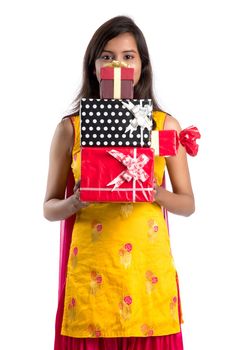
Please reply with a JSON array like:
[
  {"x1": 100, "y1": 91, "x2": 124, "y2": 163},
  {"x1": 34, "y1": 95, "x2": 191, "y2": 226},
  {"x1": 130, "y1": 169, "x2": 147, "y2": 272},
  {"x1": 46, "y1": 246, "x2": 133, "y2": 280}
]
[{"x1": 80, "y1": 98, "x2": 153, "y2": 147}]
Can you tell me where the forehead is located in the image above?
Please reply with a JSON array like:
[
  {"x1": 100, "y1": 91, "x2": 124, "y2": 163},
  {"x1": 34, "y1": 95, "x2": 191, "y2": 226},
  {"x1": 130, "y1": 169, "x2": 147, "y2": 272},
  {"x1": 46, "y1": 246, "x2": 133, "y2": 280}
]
[{"x1": 103, "y1": 32, "x2": 138, "y2": 52}]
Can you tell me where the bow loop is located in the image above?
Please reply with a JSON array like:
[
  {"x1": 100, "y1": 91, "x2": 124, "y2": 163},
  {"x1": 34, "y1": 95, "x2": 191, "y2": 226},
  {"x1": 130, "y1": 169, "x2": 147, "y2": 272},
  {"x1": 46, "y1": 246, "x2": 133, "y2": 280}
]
[
  {"x1": 103, "y1": 60, "x2": 129, "y2": 68},
  {"x1": 179, "y1": 126, "x2": 201, "y2": 156}
]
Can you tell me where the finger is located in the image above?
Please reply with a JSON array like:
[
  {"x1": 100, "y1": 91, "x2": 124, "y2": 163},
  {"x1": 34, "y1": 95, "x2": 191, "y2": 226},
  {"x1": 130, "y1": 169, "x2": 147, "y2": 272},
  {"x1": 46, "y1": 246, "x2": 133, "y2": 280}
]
[
  {"x1": 80, "y1": 201, "x2": 89, "y2": 208},
  {"x1": 74, "y1": 188, "x2": 80, "y2": 200},
  {"x1": 73, "y1": 180, "x2": 81, "y2": 193}
]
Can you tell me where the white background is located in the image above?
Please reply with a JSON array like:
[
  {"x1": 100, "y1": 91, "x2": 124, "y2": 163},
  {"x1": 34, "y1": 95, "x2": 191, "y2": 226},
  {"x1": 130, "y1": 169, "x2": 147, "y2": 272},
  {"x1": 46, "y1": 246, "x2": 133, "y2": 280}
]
[{"x1": 0, "y1": 0, "x2": 233, "y2": 349}]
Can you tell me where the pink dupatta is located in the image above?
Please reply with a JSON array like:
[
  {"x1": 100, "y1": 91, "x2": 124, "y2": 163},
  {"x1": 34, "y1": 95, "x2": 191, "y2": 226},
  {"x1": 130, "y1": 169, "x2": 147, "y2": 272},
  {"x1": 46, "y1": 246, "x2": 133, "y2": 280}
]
[{"x1": 58, "y1": 169, "x2": 76, "y2": 300}]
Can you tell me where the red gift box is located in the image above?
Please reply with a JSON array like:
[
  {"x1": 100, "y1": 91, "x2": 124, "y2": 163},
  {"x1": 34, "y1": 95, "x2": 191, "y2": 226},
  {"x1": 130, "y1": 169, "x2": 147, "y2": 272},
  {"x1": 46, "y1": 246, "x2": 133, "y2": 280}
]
[
  {"x1": 151, "y1": 130, "x2": 179, "y2": 156},
  {"x1": 100, "y1": 66, "x2": 134, "y2": 99},
  {"x1": 151, "y1": 126, "x2": 201, "y2": 157},
  {"x1": 80, "y1": 147, "x2": 154, "y2": 202}
]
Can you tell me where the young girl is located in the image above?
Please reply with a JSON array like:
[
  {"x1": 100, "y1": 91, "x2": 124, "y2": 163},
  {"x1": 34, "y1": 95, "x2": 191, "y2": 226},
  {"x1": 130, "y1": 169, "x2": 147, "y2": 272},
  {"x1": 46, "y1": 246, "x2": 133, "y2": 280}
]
[{"x1": 44, "y1": 16, "x2": 195, "y2": 350}]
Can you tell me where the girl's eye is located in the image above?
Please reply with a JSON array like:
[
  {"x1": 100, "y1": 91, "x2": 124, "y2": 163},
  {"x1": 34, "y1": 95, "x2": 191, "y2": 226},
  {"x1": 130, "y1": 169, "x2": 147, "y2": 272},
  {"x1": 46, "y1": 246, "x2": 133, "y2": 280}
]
[
  {"x1": 100, "y1": 55, "x2": 113, "y2": 61},
  {"x1": 124, "y1": 54, "x2": 134, "y2": 60}
]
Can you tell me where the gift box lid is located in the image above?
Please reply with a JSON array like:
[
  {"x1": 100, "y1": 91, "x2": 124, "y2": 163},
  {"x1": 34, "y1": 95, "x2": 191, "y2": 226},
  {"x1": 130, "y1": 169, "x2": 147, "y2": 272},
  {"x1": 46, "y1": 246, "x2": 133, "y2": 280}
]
[{"x1": 100, "y1": 66, "x2": 134, "y2": 80}]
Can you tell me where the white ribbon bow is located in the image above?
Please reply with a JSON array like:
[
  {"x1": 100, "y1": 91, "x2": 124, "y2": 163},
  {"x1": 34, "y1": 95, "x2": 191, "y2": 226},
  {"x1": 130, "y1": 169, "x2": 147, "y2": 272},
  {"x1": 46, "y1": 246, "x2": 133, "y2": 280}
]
[{"x1": 121, "y1": 100, "x2": 153, "y2": 146}]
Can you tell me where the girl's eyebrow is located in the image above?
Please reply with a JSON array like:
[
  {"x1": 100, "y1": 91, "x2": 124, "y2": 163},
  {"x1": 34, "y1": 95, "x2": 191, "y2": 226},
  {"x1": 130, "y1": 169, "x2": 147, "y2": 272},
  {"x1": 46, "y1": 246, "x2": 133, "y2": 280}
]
[
  {"x1": 101, "y1": 50, "x2": 114, "y2": 53},
  {"x1": 101, "y1": 49, "x2": 137, "y2": 54},
  {"x1": 122, "y1": 50, "x2": 137, "y2": 53}
]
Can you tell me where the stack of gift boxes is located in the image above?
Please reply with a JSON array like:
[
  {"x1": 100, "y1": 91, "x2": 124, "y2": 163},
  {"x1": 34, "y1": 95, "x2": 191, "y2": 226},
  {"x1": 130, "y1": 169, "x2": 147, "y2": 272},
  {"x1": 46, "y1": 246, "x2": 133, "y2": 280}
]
[{"x1": 79, "y1": 62, "x2": 179, "y2": 203}]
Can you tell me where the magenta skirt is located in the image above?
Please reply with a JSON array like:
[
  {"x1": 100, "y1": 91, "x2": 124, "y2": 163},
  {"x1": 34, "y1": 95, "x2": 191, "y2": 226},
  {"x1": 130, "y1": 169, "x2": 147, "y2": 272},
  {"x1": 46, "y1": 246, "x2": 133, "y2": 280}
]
[{"x1": 54, "y1": 285, "x2": 184, "y2": 350}]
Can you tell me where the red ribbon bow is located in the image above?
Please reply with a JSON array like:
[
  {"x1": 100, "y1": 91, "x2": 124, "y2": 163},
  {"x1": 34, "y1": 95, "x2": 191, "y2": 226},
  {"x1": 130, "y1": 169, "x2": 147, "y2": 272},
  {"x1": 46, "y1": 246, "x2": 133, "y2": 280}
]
[{"x1": 179, "y1": 126, "x2": 201, "y2": 156}]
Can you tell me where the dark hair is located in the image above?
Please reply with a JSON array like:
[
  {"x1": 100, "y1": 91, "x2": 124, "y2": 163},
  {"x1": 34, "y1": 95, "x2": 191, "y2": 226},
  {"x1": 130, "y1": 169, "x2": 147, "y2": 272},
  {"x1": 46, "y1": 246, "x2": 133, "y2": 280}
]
[{"x1": 68, "y1": 16, "x2": 163, "y2": 116}]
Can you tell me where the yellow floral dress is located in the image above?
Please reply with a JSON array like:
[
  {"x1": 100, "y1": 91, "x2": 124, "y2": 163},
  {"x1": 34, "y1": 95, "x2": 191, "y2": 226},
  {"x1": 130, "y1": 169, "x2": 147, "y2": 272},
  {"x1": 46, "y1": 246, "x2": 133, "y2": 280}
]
[{"x1": 61, "y1": 111, "x2": 181, "y2": 338}]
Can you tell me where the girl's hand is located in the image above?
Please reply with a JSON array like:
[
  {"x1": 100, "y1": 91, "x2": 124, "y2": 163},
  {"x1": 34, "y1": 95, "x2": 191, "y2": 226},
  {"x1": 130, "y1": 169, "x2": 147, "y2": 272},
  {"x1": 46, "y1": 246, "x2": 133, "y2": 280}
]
[
  {"x1": 73, "y1": 180, "x2": 81, "y2": 194},
  {"x1": 72, "y1": 180, "x2": 90, "y2": 210}
]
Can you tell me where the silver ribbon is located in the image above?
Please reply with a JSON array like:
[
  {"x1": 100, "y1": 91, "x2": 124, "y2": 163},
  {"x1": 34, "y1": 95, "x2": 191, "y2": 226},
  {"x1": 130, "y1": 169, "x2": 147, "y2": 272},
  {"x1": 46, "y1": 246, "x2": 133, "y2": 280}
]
[{"x1": 121, "y1": 100, "x2": 153, "y2": 146}]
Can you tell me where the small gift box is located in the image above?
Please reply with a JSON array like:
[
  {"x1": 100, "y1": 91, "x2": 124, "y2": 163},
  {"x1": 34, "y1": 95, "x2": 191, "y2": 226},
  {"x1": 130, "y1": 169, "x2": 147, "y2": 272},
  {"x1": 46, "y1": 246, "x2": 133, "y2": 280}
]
[
  {"x1": 100, "y1": 61, "x2": 134, "y2": 99},
  {"x1": 80, "y1": 98, "x2": 153, "y2": 147},
  {"x1": 151, "y1": 130, "x2": 179, "y2": 156},
  {"x1": 151, "y1": 126, "x2": 201, "y2": 157},
  {"x1": 80, "y1": 147, "x2": 155, "y2": 202}
]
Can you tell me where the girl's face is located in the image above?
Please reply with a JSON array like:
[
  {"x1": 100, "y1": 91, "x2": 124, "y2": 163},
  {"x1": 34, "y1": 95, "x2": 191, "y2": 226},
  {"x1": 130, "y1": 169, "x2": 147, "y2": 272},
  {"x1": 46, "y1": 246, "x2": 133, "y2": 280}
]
[{"x1": 95, "y1": 32, "x2": 142, "y2": 86}]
